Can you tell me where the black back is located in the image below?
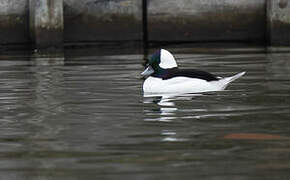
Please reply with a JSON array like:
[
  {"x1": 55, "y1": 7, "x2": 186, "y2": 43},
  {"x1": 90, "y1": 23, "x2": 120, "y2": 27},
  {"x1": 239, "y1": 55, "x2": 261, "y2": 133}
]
[{"x1": 162, "y1": 68, "x2": 219, "y2": 81}]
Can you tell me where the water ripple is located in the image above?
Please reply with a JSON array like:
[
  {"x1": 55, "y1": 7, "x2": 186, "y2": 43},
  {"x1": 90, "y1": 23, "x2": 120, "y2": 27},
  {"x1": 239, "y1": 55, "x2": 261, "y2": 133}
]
[{"x1": 0, "y1": 49, "x2": 290, "y2": 179}]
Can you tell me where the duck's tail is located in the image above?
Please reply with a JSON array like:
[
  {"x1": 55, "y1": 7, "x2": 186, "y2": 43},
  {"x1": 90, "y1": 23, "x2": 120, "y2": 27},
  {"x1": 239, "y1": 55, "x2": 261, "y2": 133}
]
[
  {"x1": 225, "y1": 72, "x2": 246, "y2": 83},
  {"x1": 218, "y1": 72, "x2": 246, "y2": 90}
]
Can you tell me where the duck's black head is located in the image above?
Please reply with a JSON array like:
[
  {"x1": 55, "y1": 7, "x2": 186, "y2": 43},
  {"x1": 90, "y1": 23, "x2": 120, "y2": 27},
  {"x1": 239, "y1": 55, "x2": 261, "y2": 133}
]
[{"x1": 141, "y1": 49, "x2": 178, "y2": 79}]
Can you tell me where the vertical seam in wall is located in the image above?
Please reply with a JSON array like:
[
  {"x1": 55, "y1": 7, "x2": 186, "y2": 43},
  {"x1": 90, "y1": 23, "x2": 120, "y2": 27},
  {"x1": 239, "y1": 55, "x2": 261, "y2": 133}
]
[
  {"x1": 142, "y1": 0, "x2": 148, "y2": 47},
  {"x1": 266, "y1": 0, "x2": 272, "y2": 46},
  {"x1": 28, "y1": 0, "x2": 35, "y2": 46}
]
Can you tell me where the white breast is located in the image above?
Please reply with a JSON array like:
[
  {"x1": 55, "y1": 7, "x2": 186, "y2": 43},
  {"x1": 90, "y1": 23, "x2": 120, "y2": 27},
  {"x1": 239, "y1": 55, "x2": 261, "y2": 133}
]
[{"x1": 143, "y1": 76, "x2": 226, "y2": 94}]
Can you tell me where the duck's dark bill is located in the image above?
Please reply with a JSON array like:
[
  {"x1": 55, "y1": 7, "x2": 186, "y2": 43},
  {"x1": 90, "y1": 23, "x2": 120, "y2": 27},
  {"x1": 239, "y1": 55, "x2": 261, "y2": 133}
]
[{"x1": 141, "y1": 66, "x2": 154, "y2": 77}]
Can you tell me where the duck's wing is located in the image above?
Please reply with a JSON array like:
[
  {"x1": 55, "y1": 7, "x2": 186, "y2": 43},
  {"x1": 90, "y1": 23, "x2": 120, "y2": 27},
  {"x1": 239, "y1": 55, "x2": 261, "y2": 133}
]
[{"x1": 163, "y1": 69, "x2": 219, "y2": 81}]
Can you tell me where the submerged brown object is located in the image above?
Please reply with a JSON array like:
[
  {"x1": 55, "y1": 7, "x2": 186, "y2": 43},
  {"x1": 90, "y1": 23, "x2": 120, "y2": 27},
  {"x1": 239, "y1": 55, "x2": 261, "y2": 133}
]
[{"x1": 224, "y1": 133, "x2": 288, "y2": 140}]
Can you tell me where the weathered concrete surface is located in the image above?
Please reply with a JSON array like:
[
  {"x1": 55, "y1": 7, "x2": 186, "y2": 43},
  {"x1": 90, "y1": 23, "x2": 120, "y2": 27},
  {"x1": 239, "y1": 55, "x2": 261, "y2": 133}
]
[
  {"x1": 147, "y1": 0, "x2": 266, "y2": 42},
  {"x1": 267, "y1": 0, "x2": 290, "y2": 46},
  {"x1": 63, "y1": 0, "x2": 143, "y2": 43},
  {"x1": 30, "y1": 0, "x2": 64, "y2": 49},
  {"x1": 2, "y1": 0, "x2": 290, "y2": 47},
  {"x1": 0, "y1": 0, "x2": 29, "y2": 44}
]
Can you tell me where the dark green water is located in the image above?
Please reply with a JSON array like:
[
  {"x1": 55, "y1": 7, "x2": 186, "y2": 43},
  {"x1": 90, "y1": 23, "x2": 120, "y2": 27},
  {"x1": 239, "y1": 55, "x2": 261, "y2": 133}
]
[{"x1": 1, "y1": 46, "x2": 290, "y2": 180}]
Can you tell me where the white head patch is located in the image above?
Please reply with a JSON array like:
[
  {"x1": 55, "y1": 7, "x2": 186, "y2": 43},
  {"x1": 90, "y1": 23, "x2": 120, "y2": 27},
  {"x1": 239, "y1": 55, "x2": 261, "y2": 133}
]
[{"x1": 159, "y1": 49, "x2": 178, "y2": 69}]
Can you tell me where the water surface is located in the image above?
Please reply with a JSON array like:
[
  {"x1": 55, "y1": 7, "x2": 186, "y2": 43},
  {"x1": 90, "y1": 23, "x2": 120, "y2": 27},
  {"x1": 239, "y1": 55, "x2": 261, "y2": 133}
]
[{"x1": 1, "y1": 47, "x2": 290, "y2": 179}]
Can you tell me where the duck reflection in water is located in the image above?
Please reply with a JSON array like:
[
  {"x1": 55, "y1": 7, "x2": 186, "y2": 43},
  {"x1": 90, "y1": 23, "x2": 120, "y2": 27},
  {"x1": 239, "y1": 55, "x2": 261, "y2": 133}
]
[
  {"x1": 143, "y1": 92, "x2": 203, "y2": 122},
  {"x1": 143, "y1": 93, "x2": 199, "y2": 142}
]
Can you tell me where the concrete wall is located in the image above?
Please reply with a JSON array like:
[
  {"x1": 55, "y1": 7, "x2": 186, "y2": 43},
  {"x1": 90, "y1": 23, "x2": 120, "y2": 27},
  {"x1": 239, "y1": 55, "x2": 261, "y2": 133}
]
[
  {"x1": 148, "y1": 0, "x2": 266, "y2": 42},
  {"x1": 0, "y1": 0, "x2": 290, "y2": 48},
  {"x1": 30, "y1": 0, "x2": 64, "y2": 49},
  {"x1": 267, "y1": 0, "x2": 290, "y2": 46},
  {"x1": 0, "y1": 0, "x2": 29, "y2": 44},
  {"x1": 63, "y1": 0, "x2": 143, "y2": 42}
]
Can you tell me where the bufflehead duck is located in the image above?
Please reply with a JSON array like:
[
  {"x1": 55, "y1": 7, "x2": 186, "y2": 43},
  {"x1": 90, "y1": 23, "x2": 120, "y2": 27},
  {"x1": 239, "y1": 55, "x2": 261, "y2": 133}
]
[{"x1": 141, "y1": 49, "x2": 245, "y2": 94}]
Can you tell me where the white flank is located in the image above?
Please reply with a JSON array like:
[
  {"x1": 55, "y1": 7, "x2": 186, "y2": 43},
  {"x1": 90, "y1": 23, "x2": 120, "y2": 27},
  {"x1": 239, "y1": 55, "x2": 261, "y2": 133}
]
[{"x1": 143, "y1": 72, "x2": 246, "y2": 94}]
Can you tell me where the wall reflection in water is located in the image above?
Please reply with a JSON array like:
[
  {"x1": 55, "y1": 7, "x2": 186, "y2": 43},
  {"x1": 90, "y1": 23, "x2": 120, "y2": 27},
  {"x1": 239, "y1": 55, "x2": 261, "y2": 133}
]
[
  {"x1": 26, "y1": 53, "x2": 67, "y2": 178},
  {"x1": 266, "y1": 53, "x2": 290, "y2": 90},
  {"x1": 28, "y1": 52, "x2": 66, "y2": 141}
]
